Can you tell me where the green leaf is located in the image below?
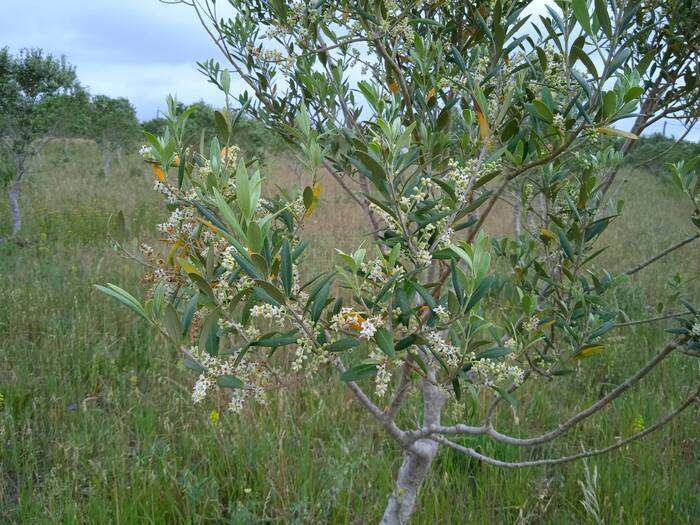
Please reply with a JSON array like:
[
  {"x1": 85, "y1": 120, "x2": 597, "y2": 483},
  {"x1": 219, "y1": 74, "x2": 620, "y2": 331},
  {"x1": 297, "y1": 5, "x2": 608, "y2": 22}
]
[
  {"x1": 236, "y1": 160, "x2": 252, "y2": 221},
  {"x1": 572, "y1": 0, "x2": 592, "y2": 36},
  {"x1": 475, "y1": 346, "x2": 511, "y2": 359},
  {"x1": 163, "y1": 303, "x2": 182, "y2": 344},
  {"x1": 199, "y1": 311, "x2": 220, "y2": 356},
  {"x1": 532, "y1": 100, "x2": 553, "y2": 123},
  {"x1": 253, "y1": 333, "x2": 299, "y2": 347},
  {"x1": 182, "y1": 293, "x2": 199, "y2": 336},
  {"x1": 356, "y1": 151, "x2": 386, "y2": 181},
  {"x1": 184, "y1": 358, "x2": 206, "y2": 374},
  {"x1": 412, "y1": 282, "x2": 437, "y2": 310},
  {"x1": 246, "y1": 221, "x2": 264, "y2": 253},
  {"x1": 594, "y1": 0, "x2": 611, "y2": 38},
  {"x1": 465, "y1": 276, "x2": 496, "y2": 312},
  {"x1": 375, "y1": 327, "x2": 395, "y2": 357},
  {"x1": 230, "y1": 249, "x2": 263, "y2": 280},
  {"x1": 95, "y1": 284, "x2": 150, "y2": 323},
  {"x1": 494, "y1": 386, "x2": 518, "y2": 408},
  {"x1": 340, "y1": 363, "x2": 378, "y2": 382},
  {"x1": 587, "y1": 321, "x2": 615, "y2": 341},
  {"x1": 217, "y1": 375, "x2": 245, "y2": 389},
  {"x1": 396, "y1": 334, "x2": 418, "y2": 351},
  {"x1": 311, "y1": 279, "x2": 331, "y2": 323},
  {"x1": 253, "y1": 281, "x2": 286, "y2": 306},
  {"x1": 280, "y1": 239, "x2": 293, "y2": 297},
  {"x1": 554, "y1": 226, "x2": 575, "y2": 261},
  {"x1": 108, "y1": 210, "x2": 127, "y2": 242},
  {"x1": 188, "y1": 273, "x2": 217, "y2": 303},
  {"x1": 213, "y1": 188, "x2": 245, "y2": 239},
  {"x1": 595, "y1": 127, "x2": 638, "y2": 140},
  {"x1": 326, "y1": 337, "x2": 361, "y2": 352},
  {"x1": 214, "y1": 110, "x2": 231, "y2": 144},
  {"x1": 573, "y1": 344, "x2": 605, "y2": 360}
]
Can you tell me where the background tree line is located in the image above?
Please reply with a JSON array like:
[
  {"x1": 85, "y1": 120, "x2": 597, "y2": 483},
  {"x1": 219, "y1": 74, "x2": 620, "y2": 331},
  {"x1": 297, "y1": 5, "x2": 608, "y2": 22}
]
[{"x1": 0, "y1": 47, "x2": 282, "y2": 241}]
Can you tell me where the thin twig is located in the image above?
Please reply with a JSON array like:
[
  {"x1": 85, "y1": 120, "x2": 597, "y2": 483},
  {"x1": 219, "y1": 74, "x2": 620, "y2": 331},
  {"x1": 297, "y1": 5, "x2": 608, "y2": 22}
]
[{"x1": 625, "y1": 234, "x2": 699, "y2": 276}]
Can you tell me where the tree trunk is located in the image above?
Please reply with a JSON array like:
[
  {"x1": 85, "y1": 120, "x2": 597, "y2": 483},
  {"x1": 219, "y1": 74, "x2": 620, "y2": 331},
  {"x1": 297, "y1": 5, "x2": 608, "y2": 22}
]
[
  {"x1": 381, "y1": 377, "x2": 447, "y2": 525},
  {"x1": 102, "y1": 149, "x2": 112, "y2": 177},
  {"x1": 7, "y1": 178, "x2": 22, "y2": 237},
  {"x1": 4, "y1": 156, "x2": 25, "y2": 240}
]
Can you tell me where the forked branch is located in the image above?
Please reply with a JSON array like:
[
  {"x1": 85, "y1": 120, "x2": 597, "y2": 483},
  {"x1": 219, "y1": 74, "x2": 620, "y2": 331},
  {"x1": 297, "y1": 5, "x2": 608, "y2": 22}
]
[
  {"x1": 625, "y1": 234, "x2": 700, "y2": 276},
  {"x1": 433, "y1": 385, "x2": 699, "y2": 468}
]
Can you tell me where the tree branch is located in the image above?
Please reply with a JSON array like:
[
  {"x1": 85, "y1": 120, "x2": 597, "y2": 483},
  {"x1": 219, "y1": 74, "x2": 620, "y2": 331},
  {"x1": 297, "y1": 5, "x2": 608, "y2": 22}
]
[
  {"x1": 625, "y1": 234, "x2": 699, "y2": 276},
  {"x1": 406, "y1": 338, "x2": 686, "y2": 445},
  {"x1": 433, "y1": 385, "x2": 698, "y2": 468}
]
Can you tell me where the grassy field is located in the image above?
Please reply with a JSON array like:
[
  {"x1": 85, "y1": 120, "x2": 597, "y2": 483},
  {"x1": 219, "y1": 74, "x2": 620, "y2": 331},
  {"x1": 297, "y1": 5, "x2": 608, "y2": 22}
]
[{"x1": 0, "y1": 141, "x2": 698, "y2": 523}]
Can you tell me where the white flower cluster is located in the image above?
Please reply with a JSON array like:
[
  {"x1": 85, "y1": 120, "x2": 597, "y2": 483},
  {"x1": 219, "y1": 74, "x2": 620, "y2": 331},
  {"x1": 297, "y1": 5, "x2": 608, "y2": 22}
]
[
  {"x1": 467, "y1": 348, "x2": 525, "y2": 388},
  {"x1": 433, "y1": 305, "x2": 450, "y2": 323},
  {"x1": 369, "y1": 348, "x2": 392, "y2": 397},
  {"x1": 426, "y1": 331, "x2": 460, "y2": 368},
  {"x1": 153, "y1": 180, "x2": 176, "y2": 203},
  {"x1": 291, "y1": 337, "x2": 313, "y2": 373},
  {"x1": 221, "y1": 246, "x2": 238, "y2": 272},
  {"x1": 156, "y1": 207, "x2": 195, "y2": 240},
  {"x1": 361, "y1": 258, "x2": 405, "y2": 284},
  {"x1": 446, "y1": 158, "x2": 501, "y2": 202},
  {"x1": 151, "y1": 265, "x2": 177, "y2": 297},
  {"x1": 139, "y1": 144, "x2": 155, "y2": 161},
  {"x1": 363, "y1": 258, "x2": 387, "y2": 282},
  {"x1": 541, "y1": 44, "x2": 569, "y2": 93},
  {"x1": 187, "y1": 346, "x2": 269, "y2": 413},
  {"x1": 291, "y1": 336, "x2": 329, "y2": 374},
  {"x1": 215, "y1": 274, "x2": 233, "y2": 304},
  {"x1": 359, "y1": 316, "x2": 382, "y2": 340},
  {"x1": 414, "y1": 248, "x2": 433, "y2": 267},
  {"x1": 691, "y1": 322, "x2": 700, "y2": 338},
  {"x1": 330, "y1": 308, "x2": 384, "y2": 340},
  {"x1": 218, "y1": 318, "x2": 261, "y2": 341},
  {"x1": 523, "y1": 316, "x2": 540, "y2": 332},
  {"x1": 331, "y1": 308, "x2": 364, "y2": 332},
  {"x1": 250, "y1": 303, "x2": 286, "y2": 325}
]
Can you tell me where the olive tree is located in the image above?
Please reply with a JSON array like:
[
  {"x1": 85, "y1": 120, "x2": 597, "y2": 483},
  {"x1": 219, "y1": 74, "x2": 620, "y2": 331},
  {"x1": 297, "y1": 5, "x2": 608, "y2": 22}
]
[
  {"x1": 89, "y1": 95, "x2": 140, "y2": 176},
  {"x1": 101, "y1": 1, "x2": 699, "y2": 522},
  {"x1": 0, "y1": 48, "x2": 82, "y2": 240}
]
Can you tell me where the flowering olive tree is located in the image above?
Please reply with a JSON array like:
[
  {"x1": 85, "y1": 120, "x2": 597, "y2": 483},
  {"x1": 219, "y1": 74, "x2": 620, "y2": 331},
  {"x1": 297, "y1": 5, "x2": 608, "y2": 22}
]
[{"x1": 101, "y1": 1, "x2": 699, "y2": 522}]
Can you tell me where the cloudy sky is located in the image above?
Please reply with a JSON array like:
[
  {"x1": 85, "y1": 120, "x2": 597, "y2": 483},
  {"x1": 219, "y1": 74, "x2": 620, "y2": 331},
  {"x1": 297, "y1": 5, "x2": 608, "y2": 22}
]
[
  {"x1": 2, "y1": 0, "x2": 231, "y2": 120},
  {"x1": 1, "y1": 0, "x2": 695, "y2": 139}
]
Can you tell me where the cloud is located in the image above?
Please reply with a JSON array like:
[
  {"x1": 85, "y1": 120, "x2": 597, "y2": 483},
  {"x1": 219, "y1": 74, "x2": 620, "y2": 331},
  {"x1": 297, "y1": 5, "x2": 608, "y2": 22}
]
[{"x1": 1, "y1": 0, "x2": 226, "y2": 119}]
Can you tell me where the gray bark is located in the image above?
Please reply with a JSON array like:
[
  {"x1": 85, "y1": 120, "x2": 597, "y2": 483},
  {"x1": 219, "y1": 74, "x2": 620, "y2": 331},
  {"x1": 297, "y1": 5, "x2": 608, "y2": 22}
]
[
  {"x1": 380, "y1": 376, "x2": 447, "y2": 525},
  {"x1": 7, "y1": 178, "x2": 22, "y2": 236},
  {"x1": 102, "y1": 149, "x2": 112, "y2": 177},
  {"x1": 3, "y1": 155, "x2": 25, "y2": 240}
]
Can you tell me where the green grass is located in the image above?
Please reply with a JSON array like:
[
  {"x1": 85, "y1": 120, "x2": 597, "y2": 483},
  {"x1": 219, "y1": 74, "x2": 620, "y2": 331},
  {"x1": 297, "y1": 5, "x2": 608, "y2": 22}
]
[{"x1": 1, "y1": 141, "x2": 698, "y2": 523}]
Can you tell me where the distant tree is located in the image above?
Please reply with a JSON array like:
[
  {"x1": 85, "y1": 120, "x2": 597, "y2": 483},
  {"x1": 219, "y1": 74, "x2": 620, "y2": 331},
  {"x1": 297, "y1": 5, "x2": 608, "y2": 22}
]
[
  {"x1": 599, "y1": 0, "x2": 700, "y2": 195},
  {"x1": 89, "y1": 95, "x2": 140, "y2": 176},
  {"x1": 141, "y1": 99, "x2": 284, "y2": 161},
  {"x1": 0, "y1": 47, "x2": 82, "y2": 240}
]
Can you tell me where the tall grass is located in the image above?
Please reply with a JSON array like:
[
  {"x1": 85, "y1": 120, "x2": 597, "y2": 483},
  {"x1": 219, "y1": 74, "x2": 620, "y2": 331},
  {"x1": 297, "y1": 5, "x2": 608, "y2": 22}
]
[{"x1": 0, "y1": 141, "x2": 697, "y2": 523}]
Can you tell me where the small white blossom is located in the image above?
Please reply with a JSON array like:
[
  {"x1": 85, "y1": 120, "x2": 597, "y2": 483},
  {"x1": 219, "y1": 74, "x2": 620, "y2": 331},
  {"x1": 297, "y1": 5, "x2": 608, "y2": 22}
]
[
  {"x1": 524, "y1": 316, "x2": 540, "y2": 332},
  {"x1": 433, "y1": 305, "x2": 449, "y2": 323},
  {"x1": 691, "y1": 322, "x2": 700, "y2": 338},
  {"x1": 359, "y1": 316, "x2": 382, "y2": 340}
]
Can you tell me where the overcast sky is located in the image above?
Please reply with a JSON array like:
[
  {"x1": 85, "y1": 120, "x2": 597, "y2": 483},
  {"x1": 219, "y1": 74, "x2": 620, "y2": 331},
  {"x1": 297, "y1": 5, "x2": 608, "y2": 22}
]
[
  {"x1": 1, "y1": 0, "x2": 231, "y2": 120},
  {"x1": 1, "y1": 0, "x2": 695, "y2": 139}
]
